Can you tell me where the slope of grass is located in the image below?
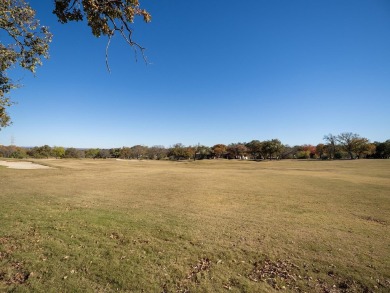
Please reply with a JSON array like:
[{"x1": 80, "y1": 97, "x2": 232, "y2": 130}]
[{"x1": 0, "y1": 159, "x2": 389, "y2": 292}]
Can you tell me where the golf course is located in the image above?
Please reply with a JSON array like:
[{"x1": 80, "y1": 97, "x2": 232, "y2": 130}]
[{"x1": 0, "y1": 159, "x2": 389, "y2": 292}]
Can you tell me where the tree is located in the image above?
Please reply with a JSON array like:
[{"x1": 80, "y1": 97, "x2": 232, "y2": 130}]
[
  {"x1": 85, "y1": 148, "x2": 100, "y2": 159},
  {"x1": 296, "y1": 148, "x2": 310, "y2": 159},
  {"x1": 246, "y1": 140, "x2": 263, "y2": 160},
  {"x1": 97, "y1": 149, "x2": 110, "y2": 159},
  {"x1": 262, "y1": 139, "x2": 283, "y2": 160},
  {"x1": 10, "y1": 146, "x2": 27, "y2": 158},
  {"x1": 374, "y1": 140, "x2": 390, "y2": 159},
  {"x1": 316, "y1": 143, "x2": 326, "y2": 159},
  {"x1": 195, "y1": 145, "x2": 211, "y2": 160},
  {"x1": 1, "y1": 0, "x2": 150, "y2": 129},
  {"x1": 186, "y1": 146, "x2": 197, "y2": 161},
  {"x1": 304, "y1": 145, "x2": 317, "y2": 158},
  {"x1": 27, "y1": 145, "x2": 52, "y2": 158},
  {"x1": 131, "y1": 145, "x2": 147, "y2": 159},
  {"x1": 323, "y1": 134, "x2": 337, "y2": 159},
  {"x1": 280, "y1": 145, "x2": 298, "y2": 159},
  {"x1": 212, "y1": 144, "x2": 227, "y2": 159},
  {"x1": 65, "y1": 147, "x2": 85, "y2": 158},
  {"x1": 0, "y1": 145, "x2": 17, "y2": 157},
  {"x1": 227, "y1": 143, "x2": 248, "y2": 159},
  {"x1": 353, "y1": 138, "x2": 373, "y2": 159},
  {"x1": 51, "y1": 146, "x2": 65, "y2": 158},
  {"x1": 168, "y1": 143, "x2": 191, "y2": 160},
  {"x1": 109, "y1": 148, "x2": 121, "y2": 158},
  {"x1": 337, "y1": 132, "x2": 362, "y2": 159},
  {"x1": 119, "y1": 147, "x2": 132, "y2": 159},
  {"x1": 1, "y1": 0, "x2": 52, "y2": 128},
  {"x1": 147, "y1": 145, "x2": 167, "y2": 160},
  {"x1": 53, "y1": 0, "x2": 151, "y2": 69}
]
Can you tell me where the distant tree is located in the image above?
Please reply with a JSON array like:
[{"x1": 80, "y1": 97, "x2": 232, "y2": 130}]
[
  {"x1": 28, "y1": 145, "x2": 51, "y2": 158},
  {"x1": 212, "y1": 144, "x2": 227, "y2": 159},
  {"x1": 316, "y1": 143, "x2": 326, "y2": 159},
  {"x1": 227, "y1": 143, "x2": 248, "y2": 159},
  {"x1": 323, "y1": 134, "x2": 337, "y2": 159},
  {"x1": 195, "y1": 145, "x2": 212, "y2": 160},
  {"x1": 353, "y1": 138, "x2": 372, "y2": 159},
  {"x1": 51, "y1": 146, "x2": 65, "y2": 159},
  {"x1": 85, "y1": 148, "x2": 100, "y2": 159},
  {"x1": 296, "y1": 149, "x2": 310, "y2": 159},
  {"x1": 168, "y1": 143, "x2": 191, "y2": 160},
  {"x1": 301, "y1": 145, "x2": 316, "y2": 159},
  {"x1": 41, "y1": 145, "x2": 52, "y2": 158},
  {"x1": 262, "y1": 139, "x2": 283, "y2": 160},
  {"x1": 147, "y1": 145, "x2": 167, "y2": 160},
  {"x1": 337, "y1": 132, "x2": 364, "y2": 159},
  {"x1": 365, "y1": 143, "x2": 377, "y2": 159},
  {"x1": 374, "y1": 140, "x2": 390, "y2": 159},
  {"x1": 246, "y1": 140, "x2": 263, "y2": 160},
  {"x1": 97, "y1": 149, "x2": 110, "y2": 159},
  {"x1": 186, "y1": 146, "x2": 197, "y2": 161},
  {"x1": 280, "y1": 145, "x2": 298, "y2": 159},
  {"x1": 131, "y1": 145, "x2": 147, "y2": 159},
  {"x1": 0, "y1": 145, "x2": 22, "y2": 158},
  {"x1": 10, "y1": 147, "x2": 27, "y2": 159},
  {"x1": 27, "y1": 147, "x2": 37, "y2": 158},
  {"x1": 0, "y1": 145, "x2": 13, "y2": 157},
  {"x1": 110, "y1": 148, "x2": 121, "y2": 158},
  {"x1": 65, "y1": 147, "x2": 84, "y2": 158},
  {"x1": 120, "y1": 147, "x2": 132, "y2": 159}
]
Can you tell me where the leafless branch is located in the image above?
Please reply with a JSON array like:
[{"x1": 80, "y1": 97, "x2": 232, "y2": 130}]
[
  {"x1": 105, "y1": 32, "x2": 112, "y2": 73},
  {"x1": 106, "y1": 14, "x2": 148, "y2": 66}
]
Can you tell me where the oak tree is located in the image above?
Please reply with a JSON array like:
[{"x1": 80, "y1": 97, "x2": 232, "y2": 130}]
[
  {"x1": 0, "y1": 0, "x2": 52, "y2": 128},
  {"x1": 246, "y1": 140, "x2": 263, "y2": 160},
  {"x1": 212, "y1": 144, "x2": 227, "y2": 159},
  {"x1": 336, "y1": 132, "x2": 361, "y2": 159},
  {"x1": 147, "y1": 145, "x2": 167, "y2": 160},
  {"x1": 262, "y1": 139, "x2": 283, "y2": 160}
]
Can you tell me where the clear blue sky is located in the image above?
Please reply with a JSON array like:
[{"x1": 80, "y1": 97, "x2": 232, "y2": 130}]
[{"x1": 1, "y1": 0, "x2": 389, "y2": 148}]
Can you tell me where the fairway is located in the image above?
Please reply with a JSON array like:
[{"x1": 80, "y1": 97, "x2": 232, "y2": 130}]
[{"x1": 0, "y1": 159, "x2": 389, "y2": 292}]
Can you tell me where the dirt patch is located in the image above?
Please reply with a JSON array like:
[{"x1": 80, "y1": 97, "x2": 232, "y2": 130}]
[{"x1": 0, "y1": 160, "x2": 52, "y2": 170}]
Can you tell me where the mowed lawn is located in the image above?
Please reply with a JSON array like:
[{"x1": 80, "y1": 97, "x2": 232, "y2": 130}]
[{"x1": 0, "y1": 159, "x2": 389, "y2": 292}]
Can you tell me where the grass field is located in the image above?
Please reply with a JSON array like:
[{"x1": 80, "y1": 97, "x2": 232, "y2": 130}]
[{"x1": 0, "y1": 159, "x2": 389, "y2": 292}]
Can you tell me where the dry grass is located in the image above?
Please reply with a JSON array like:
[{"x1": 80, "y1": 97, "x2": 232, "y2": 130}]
[{"x1": 0, "y1": 159, "x2": 389, "y2": 292}]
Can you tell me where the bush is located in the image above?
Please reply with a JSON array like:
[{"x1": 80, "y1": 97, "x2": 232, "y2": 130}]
[{"x1": 296, "y1": 150, "x2": 310, "y2": 159}]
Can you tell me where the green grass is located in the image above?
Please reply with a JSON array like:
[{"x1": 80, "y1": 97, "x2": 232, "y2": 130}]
[{"x1": 0, "y1": 159, "x2": 389, "y2": 292}]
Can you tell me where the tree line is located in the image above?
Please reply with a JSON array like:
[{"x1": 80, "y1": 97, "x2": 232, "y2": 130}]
[{"x1": 0, "y1": 133, "x2": 389, "y2": 160}]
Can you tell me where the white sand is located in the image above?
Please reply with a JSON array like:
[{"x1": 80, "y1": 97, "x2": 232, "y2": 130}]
[{"x1": 0, "y1": 160, "x2": 52, "y2": 170}]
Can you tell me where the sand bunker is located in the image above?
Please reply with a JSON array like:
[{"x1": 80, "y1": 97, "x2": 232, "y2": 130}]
[{"x1": 0, "y1": 160, "x2": 52, "y2": 170}]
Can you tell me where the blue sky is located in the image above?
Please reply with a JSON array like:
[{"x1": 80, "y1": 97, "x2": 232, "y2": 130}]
[{"x1": 1, "y1": 0, "x2": 389, "y2": 148}]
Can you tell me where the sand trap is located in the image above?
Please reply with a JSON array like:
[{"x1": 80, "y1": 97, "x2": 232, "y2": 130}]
[{"x1": 0, "y1": 160, "x2": 52, "y2": 170}]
